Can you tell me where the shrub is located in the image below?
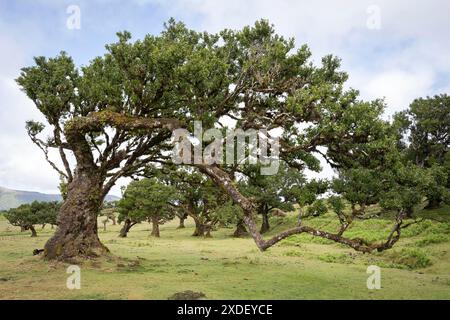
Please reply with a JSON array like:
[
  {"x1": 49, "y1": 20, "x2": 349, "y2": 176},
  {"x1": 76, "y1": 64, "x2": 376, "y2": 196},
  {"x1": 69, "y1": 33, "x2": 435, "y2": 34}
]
[
  {"x1": 416, "y1": 234, "x2": 450, "y2": 247},
  {"x1": 390, "y1": 249, "x2": 432, "y2": 269}
]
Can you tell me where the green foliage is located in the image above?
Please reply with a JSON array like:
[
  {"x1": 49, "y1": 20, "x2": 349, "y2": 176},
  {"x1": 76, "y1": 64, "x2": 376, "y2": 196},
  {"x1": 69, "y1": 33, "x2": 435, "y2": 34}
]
[
  {"x1": 332, "y1": 168, "x2": 381, "y2": 208},
  {"x1": 239, "y1": 162, "x2": 307, "y2": 216},
  {"x1": 117, "y1": 178, "x2": 177, "y2": 225},
  {"x1": 153, "y1": 166, "x2": 237, "y2": 232},
  {"x1": 389, "y1": 248, "x2": 432, "y2": 270},
  {"x1": 378, "y1": 161, "x2": 425, "y2": 214},
  {"x1": 3, "y1": 201, "x2": 60, "y2": 236},
  {"x1": 422, "y1": 165, "x2": 450, "y2": 208},
  {"x1": 403, "y1": 94, "x2": 450, "y2": 167},
  {"x1": 305, "y1": 199, "x2": 328, "y2": 217},
  {"x1": 415, "y1": 234, "x2": 450, "y2": 247}
]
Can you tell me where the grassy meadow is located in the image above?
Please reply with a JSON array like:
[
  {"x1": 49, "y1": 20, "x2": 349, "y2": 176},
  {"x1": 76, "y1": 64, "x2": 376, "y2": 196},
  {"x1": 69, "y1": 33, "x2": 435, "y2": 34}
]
[{"x1": 0, "y1": 206, "x2": 449, "y2": 300}]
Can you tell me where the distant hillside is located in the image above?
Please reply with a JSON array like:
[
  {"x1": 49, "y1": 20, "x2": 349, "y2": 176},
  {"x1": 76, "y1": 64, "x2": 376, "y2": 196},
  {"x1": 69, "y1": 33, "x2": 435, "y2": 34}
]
[{"x1": 0, "y1": 186, "x2": 119, "y2": 211}]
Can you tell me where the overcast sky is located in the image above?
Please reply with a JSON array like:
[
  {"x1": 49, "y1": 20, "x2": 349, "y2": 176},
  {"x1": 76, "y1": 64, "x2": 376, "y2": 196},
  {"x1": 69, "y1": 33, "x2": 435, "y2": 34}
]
[{"x1": 0, "y1": 0, "x2": 449, "y2": 196}]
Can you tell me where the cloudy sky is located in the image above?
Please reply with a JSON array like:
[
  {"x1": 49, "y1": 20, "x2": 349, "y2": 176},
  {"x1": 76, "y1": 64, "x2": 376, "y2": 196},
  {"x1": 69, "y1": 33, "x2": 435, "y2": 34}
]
[{"x1": 0, "y1": 0, "x2": 449, "y2": 195}]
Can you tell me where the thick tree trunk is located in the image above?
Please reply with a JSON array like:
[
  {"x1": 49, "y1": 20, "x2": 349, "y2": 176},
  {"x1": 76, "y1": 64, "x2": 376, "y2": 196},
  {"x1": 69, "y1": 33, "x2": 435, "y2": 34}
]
[
  {"x1": 111, "y1": 216, "x2": 116, "y2": 225},
  {"x1": 29, "y1": 225, "x2": 37, "y2": 237},
  {"x1": 150, "y1": 216, "x2": 160, "y2": 238},
  {"x1": 44, "y1": 173, "x2": 108, "y2": 260},
  {"x1": 260, "y1": 210, "x2": 270, "y2": 234},
  {"x1": 119, "y1": 219, "x2": 133, "y2": 238},
  {"x1": 233, "y1": 219, "x2": 249, "y2": 238}
]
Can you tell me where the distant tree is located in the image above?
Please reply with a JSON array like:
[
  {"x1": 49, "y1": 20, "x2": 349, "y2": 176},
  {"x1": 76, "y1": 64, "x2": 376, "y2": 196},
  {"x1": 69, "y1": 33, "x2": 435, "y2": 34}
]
[
  {"x1": 305, "y1": 199, "x2": 328, "y2": 217},
  {"x1": 239, "y1": 163, "x2": 308, "y2": 233},
  {"x1": 289, "y1": 179, "x2": 328, "y2": 226},
  {"x1": 401, "y1": 94, "x2": 450, "y2": 167},
  {"x1": 394, "y1": 95, "x2": 450, "y2": 208},
  {"x1": 378, "y1": 161, "x2": 425, "y2": 218},
  {"x1": 4, "y1": 201, "x2": 60, "y2": 237},
  {"x1": 117, "y1": 178, "x2": 177, "y2": 237},
  {"x1": 332, "y1": 167, "x2": 382, "y2": 217},
  {"x1": 421, "y1": 165, "x2": 450, "y2": 209},
  {"x1": 327, "y1": 196, "x2": 349, "y2": 235},
  {"x1": 176, "y1": 211, "x2": 189, "y2": 229},
  {"x1": 151, "y1": 167, "x2": 235, "y2": 237},
  {"x1": 99, "y1": 202, "x2": 118, "y2": 231}
]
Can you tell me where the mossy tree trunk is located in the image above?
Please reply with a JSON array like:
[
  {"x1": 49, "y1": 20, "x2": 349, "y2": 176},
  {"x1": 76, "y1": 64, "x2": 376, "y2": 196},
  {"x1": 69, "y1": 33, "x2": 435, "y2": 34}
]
[{"x1": 44, "y1": 170, "x2": 108, "y2": 260}]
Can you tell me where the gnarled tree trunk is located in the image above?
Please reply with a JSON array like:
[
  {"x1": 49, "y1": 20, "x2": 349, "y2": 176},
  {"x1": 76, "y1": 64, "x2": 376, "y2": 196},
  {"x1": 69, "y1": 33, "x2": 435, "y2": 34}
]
[{"x1": 44, "y1": 172, "x2": 108, "y2": 260}]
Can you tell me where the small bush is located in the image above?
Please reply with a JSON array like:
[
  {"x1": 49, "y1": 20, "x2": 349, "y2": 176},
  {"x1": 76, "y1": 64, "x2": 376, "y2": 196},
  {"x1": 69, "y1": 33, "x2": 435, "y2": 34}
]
[
  {"x1": 416, "y1": 234, "x2": 450, "y2": 247},
  {"x1": 390, "y1": 249, "x2": 432, "y2": 269}
]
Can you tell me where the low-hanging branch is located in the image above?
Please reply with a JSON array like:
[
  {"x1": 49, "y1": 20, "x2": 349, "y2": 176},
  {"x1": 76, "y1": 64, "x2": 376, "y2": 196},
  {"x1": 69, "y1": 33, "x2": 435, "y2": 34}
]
[{"x1": 196, "y1": 163, "x2": 416, "y2": 254}]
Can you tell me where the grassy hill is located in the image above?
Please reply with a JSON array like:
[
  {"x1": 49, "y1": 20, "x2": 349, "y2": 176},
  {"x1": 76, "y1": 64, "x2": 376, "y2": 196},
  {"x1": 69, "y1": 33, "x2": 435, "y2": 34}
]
[
  {"x1": 0, "y1": 205, "x2": 448, "y2": 299},
  {"x1": 0, "y1": 186, "x2": 120, "y2": 210}
]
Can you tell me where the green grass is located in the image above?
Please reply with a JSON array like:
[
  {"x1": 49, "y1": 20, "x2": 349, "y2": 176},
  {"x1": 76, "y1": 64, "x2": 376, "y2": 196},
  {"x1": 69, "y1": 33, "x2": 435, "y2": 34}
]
[{"x1": 0, "y1": 206, "x2": 449, "y2": 300}]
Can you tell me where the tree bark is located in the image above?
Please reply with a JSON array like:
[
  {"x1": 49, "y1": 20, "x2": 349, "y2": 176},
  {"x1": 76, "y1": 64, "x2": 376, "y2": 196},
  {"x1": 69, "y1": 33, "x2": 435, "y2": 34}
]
[
  {"x1": 150, "y1": 216, "x2": 160, "y2": 237},
  {"x1": 233, "y1": 219, "x2": 248, "y2": 237},
  {"x1": 43, "y1": 172, "x2": 108, "y2": 260}
]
